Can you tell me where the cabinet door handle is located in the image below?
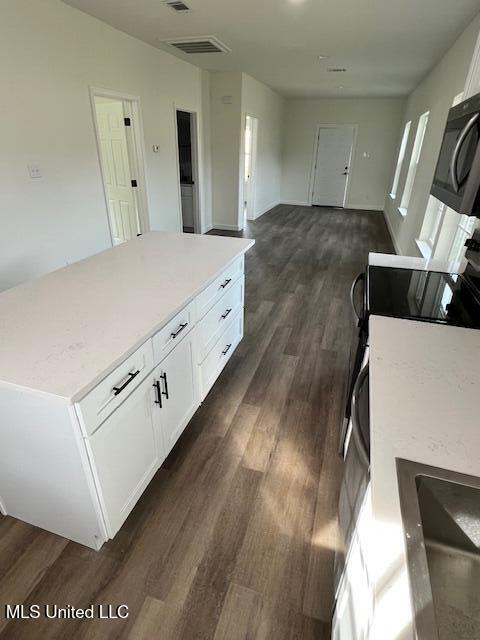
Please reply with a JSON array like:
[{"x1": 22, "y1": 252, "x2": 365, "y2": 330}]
[
  {"x1": 112, "y1": 370, "x2": 140, "y2": 396},
  {"x1": 221, "y1": 308, "x2": 232, "y2": 320},
  {"x1": 171, "y1": 322, "x2": 188, "y2": 339},
  {"x1": 222, "y1": 343, "x2": 232, "y2": 356},
  {"x1": 160, "y1": 372, "x2": 169, "y2": 399},
  {"x1": 220, "y1": 278, "x2": 232, "y2": 289},
  {"x1": 153, "y1": 380, "x2": 162, "y2": 408}
]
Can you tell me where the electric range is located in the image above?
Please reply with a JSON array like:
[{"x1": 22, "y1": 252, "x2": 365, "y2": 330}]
[{"x1": 367, "y1": 264, "x2": 480, "y2": 329}]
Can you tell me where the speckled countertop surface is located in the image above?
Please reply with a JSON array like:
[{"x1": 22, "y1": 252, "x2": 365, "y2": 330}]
[
  {"x1": 0, "y1": 232, "x2": 253, "y2": 402},
  {"x1": 369, "y1": 315, "x2": 480, "y2": 640}
]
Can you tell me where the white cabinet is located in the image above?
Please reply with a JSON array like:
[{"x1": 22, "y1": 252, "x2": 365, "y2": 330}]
[
  {"x1": 196, "y1": 276, "x2": 244, "y2": 362},
  {"x1": 198, "y1": 309, "x2": 243, "y2": 400},
  {"x1": 152, "y1": 331, "x2": 197, "y2": 457},
  {"x1": 0, "y1": 251, "x2": 248, "y2": 550},
  {"x1": 87, "y1": 373, "x2": 161, "y2": 538},
  {"x1": 332, "y1": 486, "x2": 373, "y2": 640}
]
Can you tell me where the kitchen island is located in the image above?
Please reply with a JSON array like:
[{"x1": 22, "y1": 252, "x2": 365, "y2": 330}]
[{"x1": 0, "y1": 231, "x2": 254, "y2": 548}]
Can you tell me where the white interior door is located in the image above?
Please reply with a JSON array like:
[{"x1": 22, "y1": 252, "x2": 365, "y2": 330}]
[
  {"x1": 94, "y1": 97, "x2": 140, "y2": 244},
  {"x1": 312, "y1": 126, "x2": 355, "y2": 207},
  {"x1": 244, "y1": 115, "x2": 258, "y2": 222}
]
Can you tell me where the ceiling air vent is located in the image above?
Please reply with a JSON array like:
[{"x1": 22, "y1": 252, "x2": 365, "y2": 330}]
[
  {"x1": 164, "y1": 0, "x2": 191, "y2": 13},
  {"x1": 328, "y1": 68, "x2": 347, "y2": 73},
  {"x1": 162, "y1": 36, "x2": 231, "y2": 54}
]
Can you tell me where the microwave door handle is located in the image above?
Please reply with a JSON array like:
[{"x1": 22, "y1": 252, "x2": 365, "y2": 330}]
[
  {"x1": 351, "y1": 362, "x2": 370, "y2": 470},
  {"x1": 450, "y1": 113, "x2": 479, "y2": 193}
]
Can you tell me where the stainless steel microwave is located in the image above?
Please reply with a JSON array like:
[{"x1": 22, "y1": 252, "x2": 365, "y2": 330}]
[{"x1": 431, "y1": 92, "x2": 480, "y2": 217}]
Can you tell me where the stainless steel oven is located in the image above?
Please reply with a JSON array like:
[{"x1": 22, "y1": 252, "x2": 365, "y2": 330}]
[
  {"x1": 431, "y1": 92, "x2": 480, "y2": 216},
  {"x1": 334, "y1": 271, "x2": 370, "y2": 594},
  {"x1": 338, "y1": 271, "x2": 368, "y2": 457}
]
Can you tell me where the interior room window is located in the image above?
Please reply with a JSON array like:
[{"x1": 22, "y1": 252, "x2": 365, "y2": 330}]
[
  {"x1": 399, "y1": 111, "x2": 430, "y2": 216},
  {"x1": 448, "y1": 215, "x2": 477, "y2": 263},
  {"x1": 416, "y1": 196, "x2": 447, "y2": 258},
  {"x1": 415, "y1": 94, "x2": 465, "y2": 259},
  {"x1": 390, "y1": 121, "x2": 411, "y2": 199}
]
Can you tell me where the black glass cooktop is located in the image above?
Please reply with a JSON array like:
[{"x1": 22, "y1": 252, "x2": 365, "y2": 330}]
[{"x1": 367, "y1": 266, "x2": 480, "y2": 329}]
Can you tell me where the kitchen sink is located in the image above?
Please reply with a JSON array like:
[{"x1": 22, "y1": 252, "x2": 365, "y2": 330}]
[{"x1": 397, "y1": 458, "x2": 480, "y2": 640}]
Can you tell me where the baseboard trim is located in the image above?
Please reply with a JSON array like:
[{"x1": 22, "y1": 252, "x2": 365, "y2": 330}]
[
  {"x1": 251, "y1": 200, "x2": 282, "y2": 220},
  {"x1": 383, "y1": 210, "x2": 401, "y2": 255},
  {"x1": 202, "y1": 224, "x2": 213, "y2": 234},
  {"x1": 346, "y1": 203, "x2": 384, "y2": 212},
  {"x1": 281, "y1": 200, "x2": 310, "y2": 207},
  {"x1": 211, "y1": 223, "x2": 242, "y2": 231}
]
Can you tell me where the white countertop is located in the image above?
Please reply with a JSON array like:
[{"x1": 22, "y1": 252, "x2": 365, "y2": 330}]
[
  {"x1": 369, "y1": 315, "x2": 480, "y2": 640},
  {"x1": 0, "y1": 232, "x2": 253, "y2": 402},
  {"x1": 369, "y1": 251, "x2": 465, "y2": 273}
]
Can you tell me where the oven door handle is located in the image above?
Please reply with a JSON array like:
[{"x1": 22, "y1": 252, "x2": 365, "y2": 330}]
[
  {"x1": 350, "y1": 272, "x2": 365, "y2": 326},
  {"x1": 351, "y1": 361, "x2": 370, "y2": 470},
  {"x1": 450, "y1": 113, "x2": 479, "y2": 193}
]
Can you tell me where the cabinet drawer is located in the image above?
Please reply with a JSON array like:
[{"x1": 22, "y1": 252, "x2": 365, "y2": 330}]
[
  {"x1": 196, "y1": 256, "x2": 244, "y2": 320},
  {"x1": 196, "y1": 276, "x2": 244, "y2": 363},
  {"x1": 199, "y1": 309, "x2": 243, "y2": 400},
  {"x1": 76, "y1": 341, "x2": 154, "y2": 436},
  {"x1": 152, "y1": 301, "x2": 195, "y2": 365}
]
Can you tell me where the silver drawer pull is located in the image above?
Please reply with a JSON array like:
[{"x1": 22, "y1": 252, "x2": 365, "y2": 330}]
[
  {"x1": 171, "y1": 322, "x2": 188, "y2": 339},
  {"x1": 222, "y1": 343, "x2": 232, "y2": 356},
  {"x1": 221, "y1": 308, "x2": 232, "y2": 320},
  {"x1": 220, "y1": 278, "x2": 232, "y2": 289}
]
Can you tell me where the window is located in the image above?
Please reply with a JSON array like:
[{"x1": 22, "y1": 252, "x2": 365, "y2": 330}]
[
  {"x1": 399, "y1": 111, "x2": 430, "y2": 216},
  {"x1": 416, "y1": 95, "x2": 464, "y2": 258},
  {"x1": 416, "y1": 196, "x2": 446, "y2": 258},
  {"x1": 390, "y1": 121, "x2": 411, "y2": 199},
  {"x1": 448, "y1": 214, "x2": 477, "y2": 263}
]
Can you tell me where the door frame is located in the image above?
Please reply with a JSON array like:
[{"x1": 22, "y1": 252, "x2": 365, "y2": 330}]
[
  {"x1": 309, "y1": 123, "x2": 358, "y2": 208},
  {"x1": 89, "y1": 86, "x2": 150, "y2": 245},
  {"x1": 242, "y1": 113, "x2": 259, "y2": 223},
  {"x1": 173, "y1": 104, "x2": 201, "y2": 234}
]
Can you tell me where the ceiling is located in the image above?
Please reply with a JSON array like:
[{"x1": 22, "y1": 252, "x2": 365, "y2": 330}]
[{"x1": 62, "y1": 0, "x2": 480, "y2": 98}]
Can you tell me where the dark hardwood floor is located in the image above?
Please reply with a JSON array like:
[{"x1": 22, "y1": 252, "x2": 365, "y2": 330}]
[{"x1": 0, "y1": 205, "x2": 393, "y2": 640}]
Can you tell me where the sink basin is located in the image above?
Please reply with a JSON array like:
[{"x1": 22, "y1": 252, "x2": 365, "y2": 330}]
[{"x1": 397, "y1": 458, "x2": 480, "y2": 640}]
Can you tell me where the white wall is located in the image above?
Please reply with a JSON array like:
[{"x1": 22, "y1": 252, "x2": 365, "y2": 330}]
[
  {"x1": 200, "y1": 70, "x2": 213, "y2": 233},
  {"x1": 384, "y1": 13, "x2": 480, "y2": 256},
  {"x1": 241, "y1": 74, "x2": 286, "y2": 221},
  {"x1": 209, "y1": 71, "x2": 285, "y2": 229},
  {"x1": 281, "y1": 98, "x2": 405, "y2": 210},
  {"x1": 0, "y1": 0, "x2": 210, "y2": 290},
  {"x1": 210, "y1": 71, "x2": 243, "y2": 230}
]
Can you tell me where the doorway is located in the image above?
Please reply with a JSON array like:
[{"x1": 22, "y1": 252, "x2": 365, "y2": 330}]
[
  {"x1": 243, "y1": 115, "x2": 258, "y2": 223},
  {"x1": 91, "y1": 91, "x2": 148, "y2": 245},
  {"x1": 311, "y1": 125, "x2": 356, "y2": 208},
  {"x1": 175, "y1": 109, "x2": 200, "y2": 234}
]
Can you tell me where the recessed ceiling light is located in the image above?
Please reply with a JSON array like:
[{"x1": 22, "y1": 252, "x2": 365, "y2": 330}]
[{"x1": 318, "y1": 55, "x2": 329, "y2": 60}]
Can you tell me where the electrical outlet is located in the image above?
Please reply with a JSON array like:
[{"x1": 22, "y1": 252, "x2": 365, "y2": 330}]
[{"x1": 28, "y1": 165, "x2": 42, "y2": 179}]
